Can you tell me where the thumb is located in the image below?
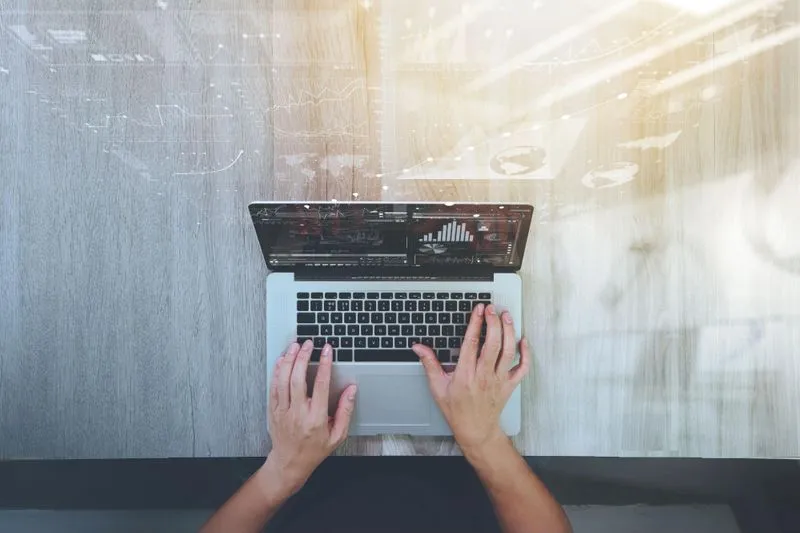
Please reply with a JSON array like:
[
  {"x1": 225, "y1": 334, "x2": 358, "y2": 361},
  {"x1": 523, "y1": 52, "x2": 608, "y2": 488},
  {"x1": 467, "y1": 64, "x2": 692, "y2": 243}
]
[
  {"x1": 329, "y1": 385, "x2": 357, "y2": 445},
  {"x1": 412, "y1": 343, "x2": 446, "y2": 385}
]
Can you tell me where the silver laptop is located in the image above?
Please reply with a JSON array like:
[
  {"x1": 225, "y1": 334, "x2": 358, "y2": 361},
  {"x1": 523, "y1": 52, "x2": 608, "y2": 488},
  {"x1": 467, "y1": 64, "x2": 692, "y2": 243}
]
[{"x1": 249, "y1": 201, "x2": 534, "y2": 436}]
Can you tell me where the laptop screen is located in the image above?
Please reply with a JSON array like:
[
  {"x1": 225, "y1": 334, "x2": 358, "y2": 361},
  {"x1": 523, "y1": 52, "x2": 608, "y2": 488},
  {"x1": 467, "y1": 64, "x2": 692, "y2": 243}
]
[{"x1": 249, "y1": 203, "x2": 533, "y2": 271}]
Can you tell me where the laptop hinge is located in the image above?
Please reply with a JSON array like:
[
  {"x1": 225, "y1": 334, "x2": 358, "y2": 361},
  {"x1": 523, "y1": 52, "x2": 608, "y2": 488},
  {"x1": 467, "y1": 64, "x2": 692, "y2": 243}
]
[{"x1": 293, "y1": 267, "x2": 494, "y2": 282}]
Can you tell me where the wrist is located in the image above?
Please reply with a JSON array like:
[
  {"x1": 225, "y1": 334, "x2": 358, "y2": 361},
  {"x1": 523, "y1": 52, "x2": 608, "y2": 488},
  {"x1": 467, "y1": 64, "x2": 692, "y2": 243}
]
[
  {"x1": 460, "y1": 430, "x2": 512, "y2": 467},
  {"x1": 258, "y1": 457, "x2": 306, "y2": 502}
]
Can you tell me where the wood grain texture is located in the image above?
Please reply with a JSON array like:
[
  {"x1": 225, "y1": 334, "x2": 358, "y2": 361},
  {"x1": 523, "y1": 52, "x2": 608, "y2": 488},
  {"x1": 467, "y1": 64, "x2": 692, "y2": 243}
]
[{"x1": 1, "y1": 0, "x2": 799, "y2": 458}]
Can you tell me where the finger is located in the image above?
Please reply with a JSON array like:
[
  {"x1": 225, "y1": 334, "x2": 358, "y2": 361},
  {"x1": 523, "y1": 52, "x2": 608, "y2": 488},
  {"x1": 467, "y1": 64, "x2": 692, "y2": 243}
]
[
  {"x1": 277, "y1": 343, "x2": 301, "y2": 408},
  {"x1": 478, "y1": 304, "x2": 503, "y2": 374},
  {"x1": 329, "y1": 384, "x2": 357, "y2": 446},
  {"x1": 458, "y1": 303, "x2": 485, "y2": 373},
  {"x1": 290, "y1": 339, "x2": 314, "y2": 404},
  {"x1": 508, "y1": 337, "x2": 531, "y2": 387},
  {"x1": 311, "y1": 344, "x2": 333, "y2": 415},
  {"x1": 411, "y1": 342, "x2": 447, "y2": 394},
  {"x1": 496, "y1": 311, "x2": 517, "y2": 375},
  {"x1": 269, "y1": 354, "x2": 284, "y2": 410}
]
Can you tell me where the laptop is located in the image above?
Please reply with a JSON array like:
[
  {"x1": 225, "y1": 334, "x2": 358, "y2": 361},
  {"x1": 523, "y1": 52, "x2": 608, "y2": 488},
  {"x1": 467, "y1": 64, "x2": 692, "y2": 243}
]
[{"x1": 249, "y1": 201, "x2": 534, "y2": 436}]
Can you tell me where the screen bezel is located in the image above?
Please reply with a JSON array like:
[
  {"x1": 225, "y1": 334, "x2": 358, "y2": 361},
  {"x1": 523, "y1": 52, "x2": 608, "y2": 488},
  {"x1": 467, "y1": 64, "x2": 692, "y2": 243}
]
[{"x1": 248, "y1": 201, "x2": 534, "y2": 273}]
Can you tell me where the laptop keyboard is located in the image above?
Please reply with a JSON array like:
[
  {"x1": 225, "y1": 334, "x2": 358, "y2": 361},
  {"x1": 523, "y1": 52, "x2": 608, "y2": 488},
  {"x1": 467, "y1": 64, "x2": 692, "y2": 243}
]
[{"x1": 296, "y1": 291, "x2": 491, "y2": 363}]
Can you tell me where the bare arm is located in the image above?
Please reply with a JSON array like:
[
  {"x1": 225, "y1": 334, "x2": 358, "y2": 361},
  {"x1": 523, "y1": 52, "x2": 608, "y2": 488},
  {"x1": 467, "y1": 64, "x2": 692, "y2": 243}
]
[
  {"x1": 201, "y1": 341, "x2": 357, "y2": 533},
  {"x1": 413, "y1": 304, "x2": 571, "y2": 533}
]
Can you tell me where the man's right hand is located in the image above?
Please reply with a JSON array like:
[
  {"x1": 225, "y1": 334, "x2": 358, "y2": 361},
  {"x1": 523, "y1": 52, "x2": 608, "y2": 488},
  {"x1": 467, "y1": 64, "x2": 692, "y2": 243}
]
[{"x1": 411, "y1": 303, "x2": 530, "y2": 456}]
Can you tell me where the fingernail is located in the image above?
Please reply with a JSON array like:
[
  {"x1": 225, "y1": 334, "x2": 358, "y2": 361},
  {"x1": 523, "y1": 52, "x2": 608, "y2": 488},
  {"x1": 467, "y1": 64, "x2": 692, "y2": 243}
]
[
  {"x1": 487, "y1": 304, "x2": 496, "y2": 315},
  {"x1": 476, "y1": 304, "x2": 484, "y2": 316},
  {"x1": 303, "y1": 339, "x2": 313, "y2": 348},
  {"x1": 348, "y1": 386, "x2": 357, "y2": 400},
  {"x1": 288, "y1": 343, "x2": 300, "y2": 355},
  {"x1": 322, "y1": 344, "x2": 332, "y2": 358},
  {"x1": 522, "y1": 336, "x2": 528, "y2": 347},
  {"x1": 503, "y1": 312, "x2": 513, "y2": 324}
]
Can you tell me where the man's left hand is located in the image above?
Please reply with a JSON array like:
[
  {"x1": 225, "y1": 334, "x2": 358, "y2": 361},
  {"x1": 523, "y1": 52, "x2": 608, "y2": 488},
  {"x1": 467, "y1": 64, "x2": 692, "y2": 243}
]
[{"x1": 264, "y1": 340, "x2": 357, "y2": 497}]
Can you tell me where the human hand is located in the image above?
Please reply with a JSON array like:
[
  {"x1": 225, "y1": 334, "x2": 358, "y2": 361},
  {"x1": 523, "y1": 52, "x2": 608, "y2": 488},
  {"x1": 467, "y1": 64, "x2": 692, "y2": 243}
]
[
  {"x1": 264, "y1": 340, "x2": 357, "y2": 497},
  {"x1": 411, "y1": 304, "x2": 529, "y2": 457}
]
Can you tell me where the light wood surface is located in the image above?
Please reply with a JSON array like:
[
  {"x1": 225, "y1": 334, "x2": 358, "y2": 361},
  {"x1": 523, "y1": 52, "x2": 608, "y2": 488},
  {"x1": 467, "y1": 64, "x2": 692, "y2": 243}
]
[{"x1": 1, "y1": 0, "x2": 799, "y2": 459}]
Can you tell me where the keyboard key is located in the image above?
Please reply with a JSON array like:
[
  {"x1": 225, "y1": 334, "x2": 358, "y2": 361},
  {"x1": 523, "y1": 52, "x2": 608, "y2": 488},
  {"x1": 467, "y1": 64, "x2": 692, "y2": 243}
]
[
  {"x1": 451, "y1": 293, "x2": 463, "y2": 299},
  {"x1": 438, "y1": 313, "x2": 450, "y2": 324},
  {"x1": 452, "y1": 313, "x2": 465, "y2": 324},
  {"x1": 297, "y1": 313, "x2": 316, "y2": 323},
  {"x1": 334, "y1": 325, "x2": 346, "y2": 336},
  {"x1": 395, "y1": 292, "x2": 407, "y2": 299},
  {"x1": 311, "y1": 301, "x2": 323, "y2": 311},
  {"x1": 425, "y1": 313, "x2": 437, "y2": 323},
  {"x1": 398, "y1": 313, "x2": 411, "y2": 323},
  {"x1": 331, "y1": 313, "x2": 343, "y2": 323},
  {"x1": 401, "y1": 325, "x2": 414, "y2": 336},
  {"x1": 456, "y1": 325, "x2": 467, "y2": 336},
  {"x1": 418, "y1": 301, "x2": 431, "y2": 312},
  {"x1": 297, "y1": 292, "x2": 310, "y2": 299},
  {"x1": 395, "y1": 337, "x2": 407, "y2": 348},
  {"x1": 479, "y1": 292, "x2": 491, "y2": 299},
  {"x1": 338, "y1": 292, "x2": 351, "y2": 299},
  {"x1": 357, "y1": 313, "x2": 370, "y2": 323},
  {"x1": 375, "y1": 325, "x2": 387, "y2": 336},
  {"x1": 345, "y1": 313, "x2": 356, "y2": 323},
  {"x1": 314, "y1": 337, "x2": 326, "y2": 348},
  {"x1": 341, "y1": 337, "x2": 353, "y2": 348},
  {"x1": 459, "y1": 301, "x2": 472, "y2": 312},
  {"x1": 297, "y1": 325, "x2": 319, "y2": 336},
  {"x1": 415, "y1": 325, "x2": 427, "y2": 336},
  {"x1": 381, "y1": 337, "x2": 393, "y2": 348},
  {"x1": 432, "y1": 301, "x2": 444, "y2": 311},
  {"x1": 437, "y1": 350, "x2": 450, "y2": 362},
  {"x1": 297, "y1": 337, "x2": 312, "y2": 346},
  {"x1": 436, "y1": 292, "x2": 449, "y2": 299},
  {"x1": 325, "y1": 292, "x2": 337, "y2": 299},
  {"x1": 353, "y1": 292, "x2": 366, "y2": 299},
  {"x1": 388, "y1": 325, "x2": 400, "y2": 336},
  {"x1": 385, "y1": 313, "x2": 397, "y2": 323},
  {"x1": 351, "y1": 301, "x2": 363, "y2": 311},
  {"x1": 347, "y1": 324, "x2": 359, "y2": 335},
  {"x1": 421, "y1": 337, "x2": 434, "y2": 347},
  {"x1": 445, "y1": 301, "x2": 457, "y2": 311},
  {"x1": 324, "y1": 301, "x2": 336, "y2": 311},
  {"x1": 355, "y1": 349, "x2": 417, "y2": 362},
  {"x1": 361, "y1": 325, "x2": 373, "y2": 336},
  {"x1": 428, "y1": 325, "x2": 440, "y2": 336},
  {"x1": 409, "y1": 337, "x2": 421, "y2": 345},
  {"x1": 412, "y1": 313, "x2": 424, "y2": 323},
  {"x1": 423, "y1": 292, "x2": 435, "y2": 299},
  {"x1": 311, "y1": 292, "x2": 323, "y2": 299},
  {"x1": 337, "y1": 301, "x2": 350, "y2": 311},
  {"x1": 368, "y1": 337, "x2": 380, "y2": 348},
  {"x1": 311, "y1": 349, "x2": 323, "y2": 362},
  {"x1": 448, "y1": 337, "x2": 461, "y2": 348},
  {"x1": 371, "y1": 313, "x2": 383, "y2": 323},
  {"x1": 380, "y1": 292, "x2": 393, "y2": 299},
  {"x1": 355, "y1": 337, "x2": 367, "y2": 348},
  {"x1": 435, "y1": 337, "x2": 448, "y2": 348},
  {"x1": 321, "y1": 325, "x2": 333, "y2": 336},
  {"x1": 365, "y1": 301, "x2": 377, "y2": 311},
  {"x1": 465, "y1": 292, "x2": 477, "y2": 299},
  {"x1": 391, "y1": 301, "x2": 403, "y2": 311},
  {"x1": 378, "y1": 301, "x2": 390, "y2": 311},
  {"x1": 409, "y1": 292, "x2": 422, "y2": 300},
  {"x1": 442, "y1": 325, "x2": 454, "y2": 336},
  {"x1": 327, "y1": 337, "x2": 340, "y2": 348},
  {"x1": 404, "y1": 301, "x2": 417, "y2": 311},
  {"x1": 337, "y1": 349, "x2": 353, "y2": 362},
  {"x1": 366, "y1": 292, "x2": 379, "y2": 299},
  {"x1": 297, "y1": 301, "x2": 309, "y2": 311}
]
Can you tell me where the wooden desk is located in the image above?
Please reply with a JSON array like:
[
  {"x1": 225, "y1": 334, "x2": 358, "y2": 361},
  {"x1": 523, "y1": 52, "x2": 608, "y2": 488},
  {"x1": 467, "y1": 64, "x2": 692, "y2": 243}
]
[{"x1": 1, "y1": 0, "x2": 799, "y2": 459}]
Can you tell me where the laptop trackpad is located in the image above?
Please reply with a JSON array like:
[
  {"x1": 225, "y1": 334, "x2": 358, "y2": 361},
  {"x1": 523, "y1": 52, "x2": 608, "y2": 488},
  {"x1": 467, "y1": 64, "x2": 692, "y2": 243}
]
[{"x1": 357, "y1": 375, "x2": 431, "y2": 426}]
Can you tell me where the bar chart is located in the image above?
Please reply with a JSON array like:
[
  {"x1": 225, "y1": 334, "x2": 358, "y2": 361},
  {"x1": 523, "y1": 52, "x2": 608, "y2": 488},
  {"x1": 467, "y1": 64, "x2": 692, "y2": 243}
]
[{"x1": 420, "y1": 220, "x2": 474, "y2": 243}]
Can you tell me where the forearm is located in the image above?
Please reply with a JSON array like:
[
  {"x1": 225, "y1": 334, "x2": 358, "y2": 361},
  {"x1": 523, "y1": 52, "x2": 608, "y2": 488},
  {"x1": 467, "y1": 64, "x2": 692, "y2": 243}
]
[
  {"x1": 199, "y1": 459, "x2": 292, "y2": 533},
  {"x1": 465, "y1": 436, "x2": 572, "y2": 533}
]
